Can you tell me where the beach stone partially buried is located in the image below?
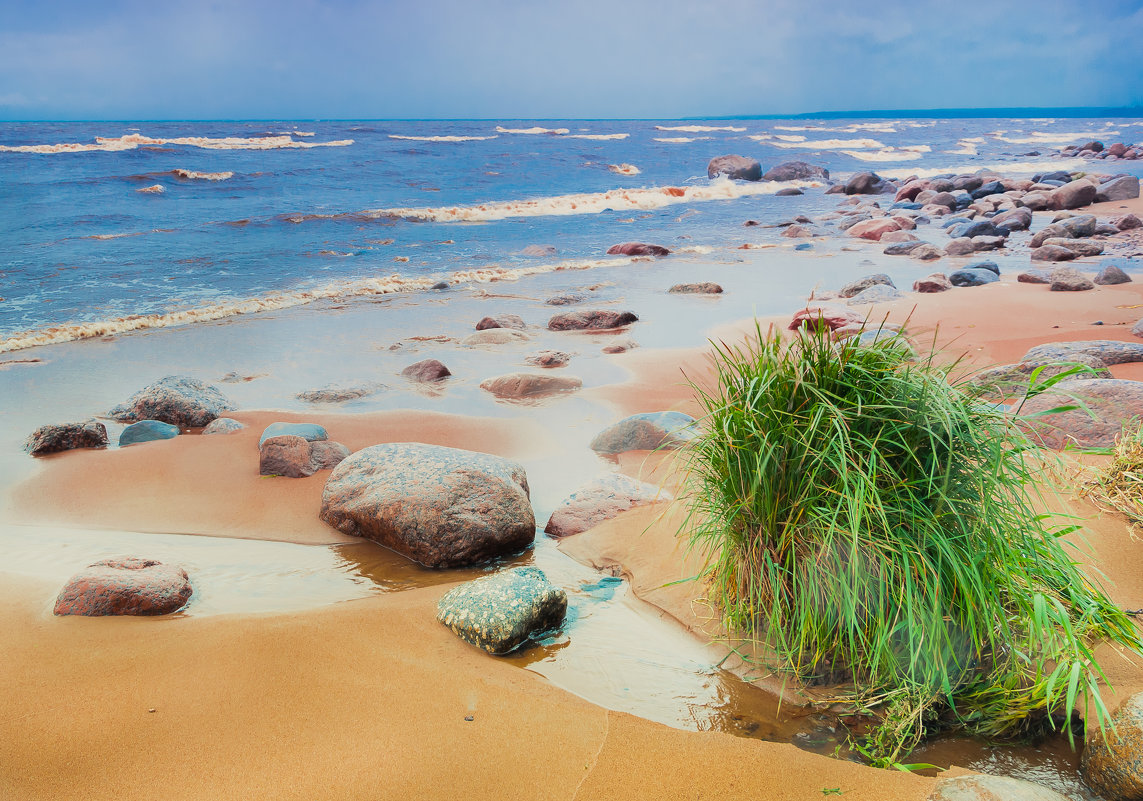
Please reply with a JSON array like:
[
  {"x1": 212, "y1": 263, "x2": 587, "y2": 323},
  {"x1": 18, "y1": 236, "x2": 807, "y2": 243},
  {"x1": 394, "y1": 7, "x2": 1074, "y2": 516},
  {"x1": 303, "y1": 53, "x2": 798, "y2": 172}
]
[
  {"x1": 296, "y1": 383, "x2": 385, "y2": 403},
  {"x1": 319, "y1": 443, "x2": 535, "y2": 568},
  {"x1": 475, "y1": 314, "x2": 526, "y2": 331},
  {"x1": 761, "y1": 160, "x2": 829, "y2": 181},
  {"x1": 590, "y1": 411, "x2": 698, "y2": 455},
  {"x1": 669, "y1": 282, "x2": 723, "y2": 294},
  {"x1": 1049, "y1": 179, "x2": 1098, "y2": 210},
  {"x1": 1018, "y1": 269, "x2": 1053, "y2": 284},
  {"x1": 479, "y1": 372, "x2": 582, "y2": 399},
  {"x1": 1019, "y1": 379, "x2": 1143, "y2": 448},
  {"x1": 545, "y1": 474, "x2": 671, "y2": 538},
  {"x1": 259, "y1": 422, "x2": 328, "y2": 447},
  {"x1": 118, "y1": 420, "x2": 180, "y2": 447},
  {"x1": 525, "y1": 350, "x2": 571, "y2": 368},
  {"x1": 1082, "y1": 692, "x2": 1143, "y2": 800},
  {"x1": 202, "y1": 417, "x2": 245, "y2": 435},
  {"x1": 949, "y1": 268, "x2": 999, "y2": 288},
  {"x1": 928, "y1": 773, "x2": 1071, "y2": 801},
  {"x1": 839, "y1": 273, "x2": 894, "y2": 298},
  {"x1": 54, "y1": 557, "x2": 192, "y2": 617},
  {"x1": 462, "y1": 329, "x2": 530, "y2": 346},
  {"x1": 548, "y1": 310, "x2": 638, "y2": 331},
  {"x1": 605, "y1": 242, "x2": 670, "y2": 257},
  {"x1": 1095, "y1": 264, "x2": 1132, "y2": 285},
  {"x1": 913, "y1": 273, "x2": 952, "y2": 293},
  {"x1": 436, "y1": 567, "x2": 567, "y2": 655},
  {"x1": 846, "y1": 285, "x2": 903, "y2": 305},
  {"x1": 1031, "y1": 245, "x2": 1077, "y2": 263},
  {"x1": 401, "y1": 358, "x2": 452, "y2": 382},
  {"x1": 1049, "y1": 268, "x2": 1094, "y2": 292},
  {"x1": 24, "y1": 419, "x2": 108, "y2": 456},
  {"x1": 109, "y1": 375, "x2": 236, "y2": 428},
  {"x1": 260, "y1": 435, "x2": 349, "y2": 478}
]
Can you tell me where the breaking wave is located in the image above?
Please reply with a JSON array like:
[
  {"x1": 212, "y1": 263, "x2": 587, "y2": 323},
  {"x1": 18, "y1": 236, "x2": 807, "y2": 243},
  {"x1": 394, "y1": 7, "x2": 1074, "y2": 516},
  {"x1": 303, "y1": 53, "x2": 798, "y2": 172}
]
[
  {"x1": 653, "y1": 137, "x2": 707, "y2": 143},
  {"x1": 608, "y1": 163, "x2": 641, "y2": 175},
  {"x1": 495, "y1": 126, "x2": 570, "y2": 135},
  {"x1": 770, "y1": 137, "x2": 886, "y2": 150},
  {"x1": 841, "y1": 147, "x2": 924, "y2": 162},
  {"x1": 654, "y1": 125, "x2": 745, "y2": 133},
  {"x1": 388, "y1": 134, "x2": 499, "y2": 142},
  {"x1": 565, "y1": 133, "x2": 629, "y2": 140},
  {"x1": 0, "y1": 133, "x2": 353, "y2": 154},
  {"x1": 172, "y1": 169, "x2": 234, "y2": 181}
]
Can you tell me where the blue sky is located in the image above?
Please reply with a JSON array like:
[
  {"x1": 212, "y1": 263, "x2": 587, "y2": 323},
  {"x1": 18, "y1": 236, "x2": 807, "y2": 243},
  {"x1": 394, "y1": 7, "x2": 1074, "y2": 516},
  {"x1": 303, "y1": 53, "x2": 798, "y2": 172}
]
[{"x1": 2, "y1": 0, "x2": 1142, "y2": 120}]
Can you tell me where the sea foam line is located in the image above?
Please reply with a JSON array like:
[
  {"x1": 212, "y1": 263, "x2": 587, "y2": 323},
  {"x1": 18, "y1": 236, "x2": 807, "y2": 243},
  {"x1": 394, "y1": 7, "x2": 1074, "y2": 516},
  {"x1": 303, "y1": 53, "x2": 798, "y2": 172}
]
[
  {"x1": 655, "y1": 125, "x2": 746, "y2": 133},
  {"x1": 0, "y1": 257, "x2": 638, "y2": 354},
  {"x1": 495, "y1": 126, "x2": 570, "y2": 135},
  {"x1": 0, "y1": 133, "x2": 353, "y2": 154},
  {"x1": 388, "y1": 134, "x2": 499, "y2": 142}
]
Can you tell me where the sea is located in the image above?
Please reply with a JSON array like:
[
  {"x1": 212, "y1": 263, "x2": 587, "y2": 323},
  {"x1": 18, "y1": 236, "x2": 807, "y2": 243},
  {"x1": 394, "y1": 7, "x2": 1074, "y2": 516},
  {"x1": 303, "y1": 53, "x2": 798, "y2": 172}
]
[{"x1": 3, "y1": 114, "x2": 1142, "y2": 353}]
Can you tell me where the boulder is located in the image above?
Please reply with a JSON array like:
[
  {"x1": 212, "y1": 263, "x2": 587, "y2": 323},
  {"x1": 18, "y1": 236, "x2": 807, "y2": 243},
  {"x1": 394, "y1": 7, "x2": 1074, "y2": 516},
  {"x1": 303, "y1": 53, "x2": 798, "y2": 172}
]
[
  {"x1": 310, "y1": 441, "x2": 351, "y2": 471},
  {"x1": 781, "y1": 224, "x2": 821, "y2": 238},
  {"x1": 436, "y1": 567, "x2": 567, "y2": 654},
  {"x1": 1080, "y1": 140, "x2": 1105, "y2": 153},
  {"x1": 260, "y1": 435, "x2": 319, "y2": 478},
  {"x1": 1031, "y1": 245, "x2": 1077, "y2": 263},
  {"x1": 970, "y1": 235, "x2": 1006, "y2": 251},
  {"x1": 928, "y1": 774, "x2": 1071, "y2": 801},
  {"x1": 1096, "y1": 175, "x2": 1140, "y2": 202},
  {"x1": 24, "y1": 420, "x2": 108, "y2": 456},
  {"x1": 319, "y1": 443, "x2": 535, "y2": 568},
  {"x1": 606, "y1": 242, "x2": 670, "y2": 257},
  {"x1": 119, "y1": 420, "x2": 180, "y2": 447},
  {"x1": 462, "y1": 329, "x2": 530, "y2": 346},
  {"x1": 525, "y1": 350, "x2": 571, "y2": 368},
  {"x1": 544, "y1": 474, "x2": 670, "y2": 537},
  {"x1": 762, "y1": 161, "x2": 829, "y2": 181},
  {"x1": 845, "y1": 172, "x2": 884, "y2": 195},
  {"x1": 707, "y1": 155, "x2": 762, "y2": 181},
  {"x1": 1095, "y1": 264, "x2": 1132, "y2": 285},
  {"x1": 259, "y1": 422, "x2": 328, "y2": 447},
  {"x1": 789, "y1": 304, "x2": 864, "y2": 332},
  {"x1": 910, "y1": 244, "x2": 944, "y2": 260},
  {"x1": 590, "y1": 411, "x2": 697, "y2": 454},
  {"x1": 880, "y1": 230, "x2": 919, "y2": 244},
  {"x1": 1021, "y1": 192, "x2": 1050, "y2": 211},
  {"x1": 846, "y1": 285, "x2": 903, "y2": 304},
  {"x1": 947, "y1": 220, "x2": 1007, "y2": 239},
  {"x1": 839, "y1": 274, "x2": 895, "y2": 298},
  {"x1": 1057, "y1": 214, "x2": 1098, "y2": 238},
  {"x1": 548, "y1": 310, "x2": 638, "y2": 330},
  {"x1": 965, "y1": 260, "x2": 999, "y2": 275},
  {"x1": 775, "y1": 187, "x2": 803, "y2": 196},
  {"x1": 913, "y1": 273, "x2": 952, "y2": 293},
  {"x1": 968, "y1": 356, "x2": 1110, "y2": 394},
  {"x1": 479, "y1": 372, "x2": 582, "y2": 399},
  {"x1": 990, "y1": 207, "x2": 1033, "y2": 231},
  {"x1": 1049, "y1": 179, "x2": 1098, "y2": 210},
  {"x1": 475, "y1": 314, "x2": 526, "y2": 330},
  {"x1": 1135, "y1": 318, "x2": 1143, "y2": 339},
  {"x1": 884, "y1": 241, "x2": 926, "y2": 256},
  {"x1": 1114, "y1": 213, "x2": 1142, "y2": 231},
  {"x1": 847, "y1": 218, "x2": 901, "y2": 241},
  {"x1": 109, "y1": 375, "x2": 235, "y2": 428},
  {"x1": 401, "y1": 359, "x2": 452, "y2": 382},
  {"x1": 944, "y1": 237, "x2": 976, "y2": 256},
  {"x1": 1023, "y1": 341, "x2": 1143, "y2": 366},
  {"x1": 202, "y1": 417, "x2": 245, "y2": 435},
  {"x1": 54, "y1": 557, "x2": 192, "y2": 616},
  {"x1": 669, "y1": 282, "x2": 723, "y2": 294},
  {"x1": 1019, "y1": 379, "x2": 1143, "y2": 448},
  {"x1": 949, "y1": 268, "x2": 999, "y2": 288},
  {"x1": 1049, "y1": 268, "x2": 1094, "y2": 291},
  {"x1": 927, "y1": 191, "x2": 957, "y2": 210},
  {"x1": 1017, "y1": 269, "x2": 1052, "y2": 284},
  {"x1": 1041, "y1": 238, "x2": 1104, "y2": 258},
  {"x1": 837, "y1": 213, "x2": 873, "y2": 232}
]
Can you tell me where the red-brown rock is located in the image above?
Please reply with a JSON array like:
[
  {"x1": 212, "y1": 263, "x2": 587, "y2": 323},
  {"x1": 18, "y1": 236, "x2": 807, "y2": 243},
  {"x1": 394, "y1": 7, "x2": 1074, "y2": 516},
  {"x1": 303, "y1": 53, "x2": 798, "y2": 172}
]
[
  {"x1": 54, "y1": 557, "x2": 193, "y2": 616},
  {"x1": 548, "y1": 310, "x2": 638, "y2": 330},
  {"x1": 606, "y1": 242, "x2": 670, "y2": 257},
  {"x1": 847, "y1": 218, "x2": 902, "y2": 241},
  {"x1": 544, "y1": 475, "x2": 671, "y2": 538},
  {"x1": 788, "y1": 304, "x2": 864, "y2": 332},
  {"x1": 912, "y1": 274, "x2": 952, "y2": 293},
  {"x1": 401, "y1": 358, "x2": 452, "y2": 382}
]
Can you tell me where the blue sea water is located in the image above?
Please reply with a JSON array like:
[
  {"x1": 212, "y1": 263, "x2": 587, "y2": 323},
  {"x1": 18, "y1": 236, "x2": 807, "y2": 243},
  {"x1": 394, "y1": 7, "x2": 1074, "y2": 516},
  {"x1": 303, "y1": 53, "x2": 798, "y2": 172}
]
[{"x1": 1, "y1": 115, "x2": 1141, "y2": 349}]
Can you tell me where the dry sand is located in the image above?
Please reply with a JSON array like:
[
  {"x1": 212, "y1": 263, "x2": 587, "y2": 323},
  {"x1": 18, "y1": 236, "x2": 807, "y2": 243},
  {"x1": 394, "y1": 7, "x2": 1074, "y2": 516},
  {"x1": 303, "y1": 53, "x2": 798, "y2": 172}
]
[{"x1": 6, "y1": 270, "x2": 1143, "y2": 799}]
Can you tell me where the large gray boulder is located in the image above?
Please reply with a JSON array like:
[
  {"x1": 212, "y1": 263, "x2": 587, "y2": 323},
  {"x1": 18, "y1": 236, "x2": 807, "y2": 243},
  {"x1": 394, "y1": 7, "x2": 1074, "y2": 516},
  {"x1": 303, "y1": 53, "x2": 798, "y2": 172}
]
[
  {"x1": 436, "y1": 567, "x2": 567, "y2": 654},
  {"x1": 1082, "y1": 692, "x2": 1143, "y2": 801},
  {"x1": 1049, "y1": 179, "x2": 1098, "y2": 210},
  {"x1": 707, "y1": 155, "x2": 762, "y2": 181},
  {"x1": 1018, "y1": 378, "x2": 1143, "y2": 448},
  {"x1": 1096, "y1": 174, "x2": 1140, "y2": 203},
  {"x1": 109, "y1": 375, "x2": 235, "y2": 427},
  {"x1": 24, "y1": 419, "x2": 108, "y2": 456},
  {"x1": 319, "y1": 444, "x2": 535, "y2": 568},
  {"x1": 590, "y1": 412, "x2": 698, "y2": 454}
]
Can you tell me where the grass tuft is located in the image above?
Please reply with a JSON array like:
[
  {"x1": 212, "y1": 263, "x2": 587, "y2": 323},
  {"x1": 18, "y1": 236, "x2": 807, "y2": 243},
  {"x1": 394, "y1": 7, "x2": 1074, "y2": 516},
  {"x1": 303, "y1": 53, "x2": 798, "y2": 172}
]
[
  {"x1": 679, "y1": 322, "x2": 1141, "y2": 765},
  {"x1": 1083, "y1": 425, "x2": 1143, "y2": 532}
]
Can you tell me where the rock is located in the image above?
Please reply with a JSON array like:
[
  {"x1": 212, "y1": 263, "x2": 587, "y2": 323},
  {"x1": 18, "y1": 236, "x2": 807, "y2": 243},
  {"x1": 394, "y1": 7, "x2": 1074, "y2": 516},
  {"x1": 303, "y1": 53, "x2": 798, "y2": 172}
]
[
  {"x1": 259, "y1": 422, "x2": 328, "y2": 447},
  {"x1": 947, "y1": 220, "x2": 1007, "y2": 239},
  {"x1": 880, "y1": 230, "x2": 919, "y2": 244},
  {"x1": 1107, "y1": 143, "x2": 1130, "y2": 158},
  {"x1": 462, "y1": 329, "x2": 530, "y2": 346},
  {"x1": 1049, "y1": 179, "x2": 1098, "y2": 210},
  {"x1": 952, "y1": 176, "x2": 984, "y2": 192},
  {"x1": 475, "y1": 314, "x2": 526, "y2": 330},
  {"x1": 109, "y1": 375, "x2": 236, "y2": 428},
  {"x1": 1031, "y1": 245, "x2": 1077, "y2": 263},
  {"x1": 202, "y1": 417, "x2": 245, "y2": 435},
  {"x1": 436, "y1": 567, "x2": 567, "y2": 654},
  {"x1": 606, "y1": 242, "x2": 670, "y2": 257},
  {"x1": 1096, "y1": 223, "x2": 1123, "y2": 236},
  {"x1": 548, "y1": 310, "x2": 638, "y2": 330},
  {"x1": 1057, "y1": 214, "x2": 1098, "y2": 238},
  {"x1": 762, "y1": 160, "x2": 829, "y2": 181},
  {"x1": 54, "y1": 557, "x2": 192, "y2": 616},
  {"x1": 296, "y1": 383, "x2": 384, "y2": 403},
  {"x1": 845, "y1": 172, "x2": 883, "y2": 195},
  {"x1": 1041, "y1": 238, "x2": 1104, "y2": 257},
  {"x1": 782, "y1": 224, "x2": 820, "y2": 238},
  {"x1": 601, "y1": 338, "x2": 638, "y2": 354},
  {"x1": 479, "y1": 373, "x2": 582, "y2": 399},
  {"x1": 944, "y1": 237, "x2": 977, "y2": 256},
  {"x1": 401, "y1": 358, "x2": 452, "y2": 382},
  {"x1": 824, "y1": 183, "x2": 847, "y2": 194},
  {"x1": 1021, "y1": 379, "x2": 1143, "y2": 448},
  {"x1": 789, "y1": 304, "x2": 864, "y2": 332},
  {"x1": 1096, "y1": 175, "x2": 1140, "y2": 202},
  {"x1": 968, "y1": 356, "x2": 1110, "y2": 394},
  {"x1": 1023, "y1": 340, "x2": 1143, "y2": 366},
  {"x1": 520, "y1": 244, "x2": 557, "y2": 257},
  {"x1": 1080, "y1": 140, "x2": 1105, "y2": 153},
  {"x1": 970, "y1": 180, "x2": 1005, "y2": 199},
  {"x1": 1017, "y1": 269, "x2": 1052, "y2": 284},
  {"x1": 949, "y1": 268, "x2": 999, "y2": 287},
  {"x1": 1049, "y1": 268, "x2": 1094, "y2": 291},
  {"x1": 525, "y1": 350, "x2": 571, "y2": 368},
  {"x1": 928, "y1": 191, "x2": 957, "y2": 210},
  {"x1": 1083, "y1": 690, "x2": 1143, "y2": 795},
  {"x1": 965, "y1": 260, "x2": 1000, "y2": 275},
  {"x1": 707, "y1": 155, "x2": 762, "y2": 181},
  {"x1": 991, "y1": 207, "x2": 1033, "y2": 231},
  {"x1": 545, "y1": 293, "x2": 587, "y2": 306},
  {"x1": 1114, "y1": 213, "x2": 1142, "y2": 231},
  {"x1": 928, "y1": 773, "x2": 1071, "y2": 801},
  {"x1": 839, "y1": 274, "x2": 894, "y2": 298},
  {"x1": 970, "y1": 235, "x2": 1006, "y2": 251},
  {"x1": 669, "y1": 282, "x2": 723, "y2": 294},
  {"x1": 1021, "y1": 191, "x2": 1050, "y2": 211},
  {"x1": 884, "y1": 241, "x2": 926, "y2": 256},
  {"x1": 119, "y1": 420, "x2": 180, "y2": 447},
  {"x1": 775, "y1": 187, "x2": 803, "y2": 196},
  {"x1": 847, "y1": 218, "x2": 901, "y2": 241},
  {"x1": 837, "y1": 213, "x2": 872, "y2": 232},
  {"x1": 260, "y1": 435, "x2": 319, "y2": 478},
  {"x1": 24, "y1": 420, "x2": 108, "y2": 456},
  {"x1": 319, "y1": 443, "x2": 535, "y2": 568},
  {"x1": 544, "y1": 474, "x2": 670, "y2": 538},
  {"x1": 847, "y1": 285, "x2": 903, "y2": 305},
  {"x1": 1135, "y1": 319, "x2": 1143, "y2": 339},
  {"x1": 1095, "y1": 264, "x2": 1132, "y2": 285},
  {"x1": 913, "y1": 273, "x2": 952, "y2": 293},
  {"x1": 910, "y1": 244, "x2": 943, "y2": 260},
  {"x1": 590, "y1": 412, "x2": 698, "y2": 455},
  {"x1": 310, "y1": 440, "x2": 351, "y2": 471}
]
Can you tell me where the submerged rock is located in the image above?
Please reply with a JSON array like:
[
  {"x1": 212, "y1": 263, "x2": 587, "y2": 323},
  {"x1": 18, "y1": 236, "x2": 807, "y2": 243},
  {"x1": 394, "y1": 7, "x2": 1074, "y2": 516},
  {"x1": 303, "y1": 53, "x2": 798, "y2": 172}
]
[
  {"x1": 319, "y1": 443, "x2": 535, "y2": 568},
  {"x1": 401, "y1": 359, "x2": 452, "y2": 382},
  {"x1": 119, "y1": 420, "x2": 180, "y2": 447},
  {"x1": 846, "y1": 285, "x2": 903, "y2": 305},
  {"x1": 436, "y1": 567, "x2": 567, "y2": 654},
  {"x1": 761, "y1": 160, "x2": 829, "y2": 182},
  {"x1": 24, "y1": 419, "x2": 108, "y2": 456},
  {"x1": 669, "y1": 282, "x2": 723, "y2": 294},
  {"x1": 54, "y1": 557, "x2": 192, "y2": 616},
  {"x1": 525, "y1": 350, "x2": 572, "y2": 368},
  {"x1": 545, "y1": 474, "x2": 670, "y2": 538},
  {"x1": 548, "y1": 310, "x2": 638, "y2": 330},
  {"x1": 606, "y1": 242, "x2": 670, "y2": 257},
  {"x1": 479, "y1": 372, "x2": 582, "y2": 399},
  {"x1": 928, "y1": 774, "x2": 1070, "y2": 801},
  {"x1": 109, "y1": 375, "x2": 235, "y2": 428},
  {"x1": 475, "y1": 314, "x2": 526, "y2": 331},
  {"x1": 590, "y1": 411, "x2": 698, "y2": 454},
  {"x1": 1083, "y1": 692, "x2": 1143, "y2": 801},
  {"x1": 706, "y1": 154, "x2": 762, "y2": 181},
  {"x1": 462, "y1": 329, "x2": 530, "y2": 346},
  {"x1": 949, "y1": 268, "x2": 999, "y2": 288},
  {"x1": 296, "y1": 383, "x2": 385, "y2": 403}
]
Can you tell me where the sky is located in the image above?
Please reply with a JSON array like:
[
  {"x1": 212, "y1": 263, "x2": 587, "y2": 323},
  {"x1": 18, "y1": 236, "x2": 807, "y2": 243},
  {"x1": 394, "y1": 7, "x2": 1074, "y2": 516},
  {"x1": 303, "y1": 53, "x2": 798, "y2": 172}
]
[{"x1": 2, "y1": 0, "x2": 1142, "y2": 120}]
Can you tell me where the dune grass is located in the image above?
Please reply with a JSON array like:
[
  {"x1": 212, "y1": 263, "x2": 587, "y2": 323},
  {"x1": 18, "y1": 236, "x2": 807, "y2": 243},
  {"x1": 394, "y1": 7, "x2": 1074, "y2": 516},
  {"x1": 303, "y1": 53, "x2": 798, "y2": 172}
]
[
  {"x1": 680, "y1": 323, "x2": 1142, "y2": 765},
  {"x1": 1083, "y1": 424, "x2": 1143, "y2": 532}
]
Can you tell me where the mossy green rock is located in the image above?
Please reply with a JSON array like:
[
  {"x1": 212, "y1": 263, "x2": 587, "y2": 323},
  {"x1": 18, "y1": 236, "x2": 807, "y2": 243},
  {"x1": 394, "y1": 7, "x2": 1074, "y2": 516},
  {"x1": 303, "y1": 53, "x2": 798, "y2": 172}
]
[
  {"x1": 437, "y1": 567, "x2": 567, "y2": 655},
  {"x1": 1082, "y1": 692, "x2": 1143, "y2": 800}
]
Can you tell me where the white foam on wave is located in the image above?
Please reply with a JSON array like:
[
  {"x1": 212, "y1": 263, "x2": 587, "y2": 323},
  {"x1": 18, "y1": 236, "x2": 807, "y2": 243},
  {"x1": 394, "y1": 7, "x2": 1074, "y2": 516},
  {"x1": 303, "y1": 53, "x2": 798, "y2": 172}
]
[
  {"x1": 653, "y1": 137, "x2": 707, "y2": 143},
  {"x1": 876, "y1": 157, "x2": 1089, "y2": 180},
  {"x1": 351, "y1": 177, "x2": 822, "y2": 223},
  {"x1": 0, "y1": 133, "x2": 353, "y2": 154},
  {"x1": 0, "y1": 257, "x2": 636, "y2": 354},
  {"x1": 770, "y1": 137, "x2": 885, "y2": 150},
  {"x1": 608, "y1": 163, "x2": 641, "y2": 175},
  {"x1": 495, "y1": 126, "x2": 570, "y2": 135},
  {"x1": 841, "y1": 147, "x2": 923, "y2": 162},
  {"x1": 773, "y1": 122, "x2": 898, "y2": 134},
  {"x1": 388, "y1": 134, "x2": 499, "y2": 142},
  {"x1": 775, "y1": 135, "x2": 806, "y2": 142},
  {"x1": 900, "y1": 145, "x2": 931, "y2": 153},
  {"x1": 994, "y1": 130, "x2": 1120, "y2": 144},
  {"x1": 654, "y1": 125, "x2": 746, "y2": 133},
  {"x1": 172, "y1": 169, "x2": 234, "y2": 181},
  {"x1": 565, "y1": 133, "x2": 629, "y2": 140},
  {"x1": 136, "y1": 184, "x2": 164, "y2": 194},
  {"x1": 747, "y1": 134, "x2": 772, "y2": 141},
  {"x1": 946, "y1": 138, "x2": 983, "y2": 156}
]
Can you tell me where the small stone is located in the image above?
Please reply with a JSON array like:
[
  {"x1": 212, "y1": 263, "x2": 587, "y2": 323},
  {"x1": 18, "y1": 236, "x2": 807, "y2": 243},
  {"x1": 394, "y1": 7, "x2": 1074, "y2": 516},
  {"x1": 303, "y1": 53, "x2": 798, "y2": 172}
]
[
  {"x1": 401, "y1": 359, "x2": 452, "y2": 382},
  {"x1": 525, "y1": 350, "x2": 571, "y2": 368},
  {"x1": 912, "y1": 274, "x2": 952, "y2": 293},
  {"x1": 119, "y1": 420, "x2": 180, "y2": 447},
  {"x1": 838, "y1": 273, "x2": 894, "y2": 299},
  {"x1": 202, "y1": 417, "x2": 245, "y2": 435}
]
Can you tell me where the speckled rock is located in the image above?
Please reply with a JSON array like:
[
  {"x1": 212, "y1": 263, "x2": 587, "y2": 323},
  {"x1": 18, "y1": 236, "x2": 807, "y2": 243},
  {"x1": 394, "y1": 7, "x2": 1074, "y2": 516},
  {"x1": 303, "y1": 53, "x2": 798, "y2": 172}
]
[
  {"x1": 1115, "y1": 213, "x2": 1143, "y2": 231},
  {"x1": 545, "y1": 293, "x2": 587, "y2": 306},
  {"x1": 605, "y1": 242, "x2": 670, "y2": 257},
  {"x1": 1023, "y1": 341, "x2": 1143, "y2": 366},
  {"x1": 109, "y1": 375, "x2": 235, "y2": 427},
  {"x1": 202, "y1": 417, "x2": 245, "y2": 435},
  {"x1": 462, "y1": 329, "x2": 530, "y2": 346},
  {"x1": 967, "y1": 355, "x2": 1110, "y2": 394},
  {"x1": 913, "y1": 273, "x2": 952, "y2": 293},
  {"x1": 525, "y1": 350, "x2": 571, "y2": 368},
  {"x1": 839, "y1": 273, "x2": 894, "y2": 299},
  {"x1": 259, "y1": 422, "x2": 328, "y2": 447},
  {"x1": 436, "y1": 567, "x2": 567, "y2": 654},
  {"x1": 479, "y1": 372, "x2": 582, "y2": 399},
  {"x1": 669, "y1": 282, "x2": 723, "y2": 294},
  {"x1": 1082, "y1": 692, "x2": 1143, "y2": 800},
  {"x1": 310, "y1": 440, "x2": 351, "y2": 471},
  {"x1": 319, "y1": 443, "x2": 535, "y2": 568},
  {"x1": 475, "y1": 314, "x2": 526, "y2": 331},
  {"x1": 1049, "y1": 179, "x2": 1098, "y2": 210},
  {"x1": 1031, "y1": 245, "x2": 1077, "y2": 263},
  {"x1": 1019, "y1": 379, "x2": 1143, "y2": 448},
  {"x1": 928, "y1": 773, "x2": 1070, "y2": 801},
  {"x1": 119, "y1": 420, "x2": 180, "y2": 447},
  {"x1": 1095, "y1": 264, "x2": 1132, "y2": 286},
  {"x1": 24, "y1": 420, "x2": 108, "y2": 456},
  {"x1": 1049, "y1": 268, "x2": 1094, "y2": 292},
  {"x1": 910, "y1": 244, "x2": 944, "y2": 260},
  {"x1": 544, "y1": 474, "x2": 671, "y2": 537},
  {"x1": 548, "y1": 310, "x2": 638, "y2": 330},
  {"x1": 590, "y1": 412, "x2": 698, "y2": 454},
  {"x1": 761, "y1": 160, "x2": 829, "y2": 181},
  {"x1": 296, "y1": 383, "x2": 385, "y2": 403},
  {"x1": 884, "y1": 241, "x2": 926, "y2": 256},
  {"x1": 260, "y1": 435, "x2": 319, "y2": 478},
  {"x1": 54, "y1": 557, "x2": 192, "y2": 616},
  {"x1": 1041, "y1": 237, "x2": 1104, "y2": 258},
  {"x1": 847, "y1": 218, "x2": 901, "y2": 241},
  {"x1": 401, "y1": 359, "x2": 452, "y2": 382}
]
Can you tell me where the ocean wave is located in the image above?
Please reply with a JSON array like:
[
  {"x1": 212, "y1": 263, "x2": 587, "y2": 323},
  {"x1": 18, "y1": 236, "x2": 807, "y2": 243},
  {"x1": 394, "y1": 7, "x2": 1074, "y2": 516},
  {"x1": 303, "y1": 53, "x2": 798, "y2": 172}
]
[
  {"x1": 653, "y1": 137, "x2": 708, "y2": 143},
  {"x1": 136, "y1": 184, "x2": 165, "y2": 194},
  {"x1": 994, "y1": 130, "x2": 1120, "y2": 144},
  {"x1": 770, "y1": 137, "x2": 886, "y2": 150},
  {"x1": 773, "y1": 123, "x2": 898, "y2": 134},
  {"x1": 172, "y1": 169, "x2": 234, "y2": 181},
  {"x1": 565, "y1": 133, "x2": 629, "y2": 140},
  {"x1": 654, "y1": 125, "x2": 746, "y2": 133},
  {"x1": 0, "y1": 133, "x2": 353, "y2": 154},
  {"x1": 494, "y1": 126, "x2": 570, "y2": 135},
  {"x1": 946, "y1": 137, "x2": 983, "y2": 156},
  {"x1": 0, "y1": 257, "x2": 636, "y2": 353},
  {"x1": 774, "y1": 135, "x2": 806, "y2": 142},
  {"x1": 841, "y1": 147, "x2": 923, "y2": 162},
  {"x1": 747, "y1": 134, "x2": 772, "y2": 141},
  {"x1": 388, "y1": 134, "x2": 499, "y2": 142},
  {"x1": 608, "y1": 163, "x2": 641, "y2": 175},
  {"x1": 876, "y1": 157, "x2": 1089, "y2": 180}
]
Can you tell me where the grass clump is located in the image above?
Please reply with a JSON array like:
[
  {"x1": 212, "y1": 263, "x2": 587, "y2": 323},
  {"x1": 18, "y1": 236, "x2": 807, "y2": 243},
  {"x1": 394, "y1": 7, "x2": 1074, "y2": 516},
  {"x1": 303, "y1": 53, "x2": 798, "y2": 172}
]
[
  {"x1": 1083, "y1": 424, "x2": 1143, "y2": 532},
  {"x1": 681, "y1": 323, "x2": 1141, "y2": 765}
]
